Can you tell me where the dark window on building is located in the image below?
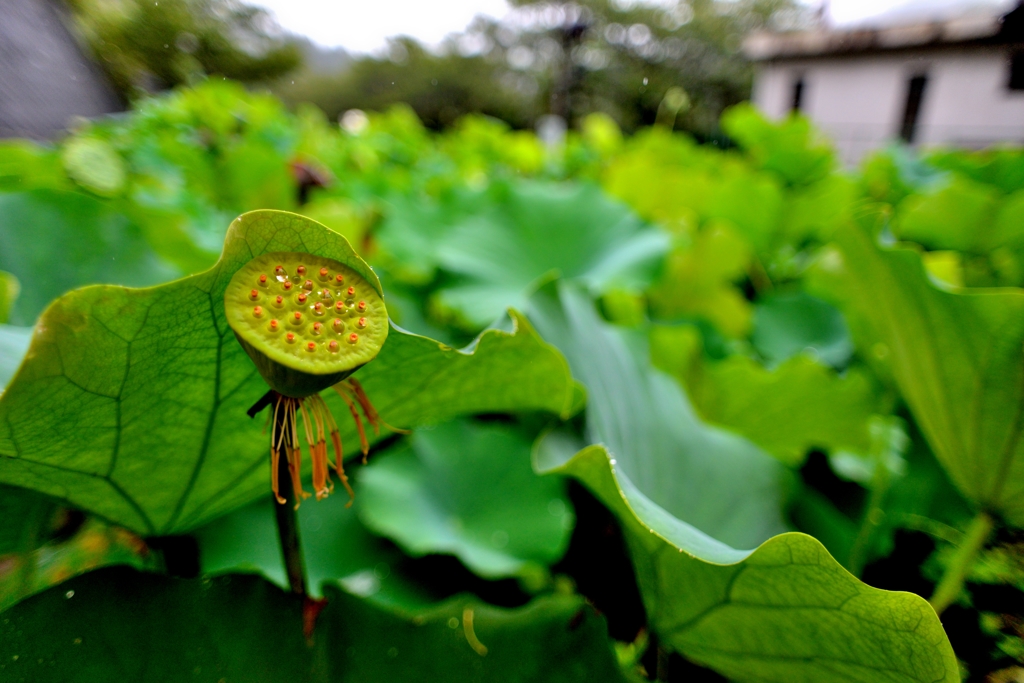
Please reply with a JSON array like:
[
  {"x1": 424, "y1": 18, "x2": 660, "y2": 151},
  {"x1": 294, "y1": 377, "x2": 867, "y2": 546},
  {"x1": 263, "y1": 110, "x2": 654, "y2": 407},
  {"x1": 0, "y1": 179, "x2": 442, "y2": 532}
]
[
  {"x1": 899, "y1": 74, "x2": 928, "y2": 143},
  {"x1": 791, "y1": 77, "x2": 805, "y2": 112},
  {"x1": 1010, "y1": 51, "x2": 1024, "y2": 91}
]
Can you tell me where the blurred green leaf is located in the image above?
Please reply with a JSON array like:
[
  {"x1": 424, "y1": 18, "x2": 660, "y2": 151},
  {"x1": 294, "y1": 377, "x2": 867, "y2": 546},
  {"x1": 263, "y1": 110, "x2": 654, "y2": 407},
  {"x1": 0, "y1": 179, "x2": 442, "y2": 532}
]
[
  {"x1": 893, "y1": 176, "x2": 1000, "y2": 253},
  {"x1": 0, "y1": 211, "x2": 578, "y2": 535},
  {"x1": 992, "y1": 189, "x2": 1024, "y2": 250},
  {"x1": 648, "y1": 224, "x2": 752, "y2": 337},
  {"x1": 721, "y1": 104, "x2": 836, "y2": 187},
  {"x1": 0, "y1": 485, "x2": 54, "y2": 557},
  {"x1": 782, "y1": 174, "x2": 857, "y2": 243},
  {"x1": 837, "y1": 225, "x2": 1024, "y2": 524},
  {"x1": 751, "y1": 291, "x2": 853, "y2": 368},
  {"x1": 0, "y1": 513, "x2": 150, "y2": 611},
  {"x1": 691, "y1": 355, "x2": 878, "y2": 467},
  {"x1": 603, "y1": 133, "x2": 711, "y2": 233},
  {"x1": 529, "y1": 282, "x2": 786, "y2": 550},
  {"x1": 536, "y1": 444, "x2": 958, "y2": 682},
  {"x1": 0, "y1": 566, "x2": 628, "y2": 683},
  {"x1": 925, "y1": 147, "x2": 1024, "y2": 195},
  {"x1": 0, "y1": 271, "x2": 19, "y2": 324},
  {"x1": 705, "y1": 169, "x2": 783, "y2": 252},
  {"x1": 0, "y1": 190, "x2": 180, "y2": 325},
  {"x1": 61, "y1": 138, "x2": 127, "y2": 198},
  {"x1": 0, "y1": 141, "x2": 69, "y2": 192},
  {"x1": 358, "y1": 419, "x2": 573, "y2": 578},
  {"x1": 379, "y1": 181, "x2": 669, "y2": 329}
]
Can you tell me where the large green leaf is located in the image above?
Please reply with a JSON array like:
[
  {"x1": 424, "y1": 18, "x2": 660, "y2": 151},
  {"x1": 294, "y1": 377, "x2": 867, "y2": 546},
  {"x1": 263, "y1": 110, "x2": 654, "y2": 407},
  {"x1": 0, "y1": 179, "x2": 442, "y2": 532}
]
[
  {"x1": 535, "y1": 444, "x2": 958, "y2": 682},
  {"x1": 836, "y1": 225, "x2": 1024, "y2": 524},
  {"x1": 0, "y1": 211, "x2": 577, "y2": 535},
  {"x1": 379, "y1": 180, "x2": 669, "y2": 329},
  {"x1": 690, "y1": 355, "x2": 879, "y2": 467},
  {"x1": 0, "y1": 566, "x2": 628, "y2": 683},
  {"x1": 357, "y1": 419, "x2": 573, "y2": 578},
  {"x1": 0, "y1": 190, "x2": 180, "y2": 325},
  {"x1": 527, "y1": 282, "x2": 786, "y2": 550}
]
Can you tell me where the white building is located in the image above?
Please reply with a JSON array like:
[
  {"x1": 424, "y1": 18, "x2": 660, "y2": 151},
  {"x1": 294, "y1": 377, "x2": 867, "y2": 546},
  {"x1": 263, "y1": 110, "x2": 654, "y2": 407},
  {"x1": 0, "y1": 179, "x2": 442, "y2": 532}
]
[{"x1": 745, "y1": 2, "x2": 1024, "y2": 165}]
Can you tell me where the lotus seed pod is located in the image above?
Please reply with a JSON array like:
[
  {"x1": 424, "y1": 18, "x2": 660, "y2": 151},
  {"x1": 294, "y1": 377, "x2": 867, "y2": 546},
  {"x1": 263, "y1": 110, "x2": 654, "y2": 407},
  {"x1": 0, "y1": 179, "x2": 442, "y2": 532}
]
[{"x1": 225, "y1": 251, "x2": 388, "y2": 397}]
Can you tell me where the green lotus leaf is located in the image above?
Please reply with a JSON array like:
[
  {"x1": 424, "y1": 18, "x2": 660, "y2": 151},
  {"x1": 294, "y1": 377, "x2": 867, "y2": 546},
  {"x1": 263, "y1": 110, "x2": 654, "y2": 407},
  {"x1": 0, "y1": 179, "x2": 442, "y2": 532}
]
[
  {"x1": 378, "y1": 180, "x2": 669, "y2": 329},
  {"x1": 528, "y1": 282, "x2": 786, "y2": 550},
  {"x1": 837, "y1": 224, "x2": 1024, "y2": 524},
  {"x1": 536, "y1": 443, "x2": 958, "y2": 683},
  {"x1": 689, "y1": 354, "x2": 880, "y2": 467},
  {"x1": 0, "y1": 190, "x2": 180, "y2": 326},
  {"x1": 357, "y1": 419, "x2": 574, "y2": 579},
  {"x1": 0, "y1": 211, "x2": 577, "y2": 535},
  {"x1": 61, "y1": 137, "x2": 126, "y2": 198},
  {"x1": 0, "y1": 566, "x2": 628, "y2": 683}
]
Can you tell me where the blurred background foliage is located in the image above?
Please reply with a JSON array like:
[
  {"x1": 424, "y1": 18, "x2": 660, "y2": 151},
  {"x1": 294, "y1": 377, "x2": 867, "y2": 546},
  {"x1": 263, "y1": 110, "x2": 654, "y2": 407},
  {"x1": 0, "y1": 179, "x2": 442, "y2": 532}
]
[
  {"x1": 2, "y1": 73, "x2": 1024, "y2": 680},
  {"x1": 67, "y1": 0, "x2": 301, "y2": 96},
  {"x1": 64, "y1": 0, "x2": 810, "y2": 135}
]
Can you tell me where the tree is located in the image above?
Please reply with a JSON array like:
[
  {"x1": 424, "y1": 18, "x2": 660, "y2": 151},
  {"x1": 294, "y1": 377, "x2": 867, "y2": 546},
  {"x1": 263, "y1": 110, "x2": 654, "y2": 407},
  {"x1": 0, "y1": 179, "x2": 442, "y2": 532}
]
[
  {"x1": 68, "y1": 0, "x2": 301, "y2": 97},
  {"x1": 278, "y1": 0, "x2": 807, "y2": 135}
]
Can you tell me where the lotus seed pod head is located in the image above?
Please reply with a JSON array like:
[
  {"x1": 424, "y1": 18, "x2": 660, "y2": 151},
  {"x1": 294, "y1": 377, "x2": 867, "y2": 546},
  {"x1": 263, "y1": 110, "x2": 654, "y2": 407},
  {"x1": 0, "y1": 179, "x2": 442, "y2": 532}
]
[{"x1": 225, "y1": 251, "x2": 388, "y2": 397}]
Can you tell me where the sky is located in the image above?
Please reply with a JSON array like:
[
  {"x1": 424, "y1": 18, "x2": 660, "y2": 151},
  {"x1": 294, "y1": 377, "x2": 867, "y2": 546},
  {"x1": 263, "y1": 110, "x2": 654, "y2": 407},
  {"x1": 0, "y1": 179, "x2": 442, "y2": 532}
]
[{"x1": 251, "y1": 0, "x2": 1012, "y2": 53}]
